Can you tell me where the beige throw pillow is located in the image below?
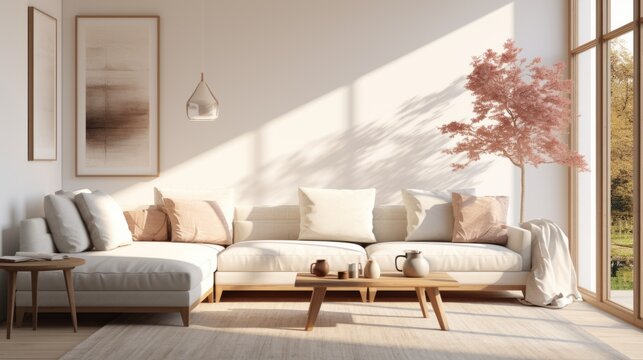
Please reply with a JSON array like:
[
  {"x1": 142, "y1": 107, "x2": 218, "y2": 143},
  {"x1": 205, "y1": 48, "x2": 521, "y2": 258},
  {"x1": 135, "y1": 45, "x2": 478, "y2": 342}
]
[
  {"x1": 401, "y1": 188, "x2": 475, "y2": 241},
  {"x1": 451, "y1": 193, "x2": 509, "y2": 245},
  {"x1": 298, "y1": 187, "x2": 376, "y2": 243},
  {"x1": 124, "y1": 208, "x2": 169, "y2": 241},
  {"x1": 163, "y1": 198, "x2": 231, "y2": 245},
  {"x1": 155, "y1": 187, "x2": 234, "y2": 236}
]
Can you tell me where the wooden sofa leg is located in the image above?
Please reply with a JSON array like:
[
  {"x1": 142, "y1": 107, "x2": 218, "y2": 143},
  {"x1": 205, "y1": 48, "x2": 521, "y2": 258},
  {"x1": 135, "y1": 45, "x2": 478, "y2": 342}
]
[
  {"x1": 215, "y1": 287, "x2": 223, "y2": 303},
  {"x1": 15, "y1": 308, "x2": 25, "y2": 328},
  {"x1": 369, "y1": 288, "x2": 377, "y2": 303},
  {"x1": 180, "y1": 308, "x2": 190, "y2": 327},
  {"x1": 206, "y1": 288, "x2": 214, "y2": 303},
  {"x1": 359, "y1": 288, "x2": 367, "y2": 303}
]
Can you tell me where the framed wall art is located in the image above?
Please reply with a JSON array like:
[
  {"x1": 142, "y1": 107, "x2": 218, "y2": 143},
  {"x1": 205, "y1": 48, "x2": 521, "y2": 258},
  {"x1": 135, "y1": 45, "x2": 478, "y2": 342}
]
[
  {"x1": 28, "y1": 7, "x2": 57, "y2": 161},
  {"x1": 76, "y1": 16, "x2": 159, "y2": 176}
]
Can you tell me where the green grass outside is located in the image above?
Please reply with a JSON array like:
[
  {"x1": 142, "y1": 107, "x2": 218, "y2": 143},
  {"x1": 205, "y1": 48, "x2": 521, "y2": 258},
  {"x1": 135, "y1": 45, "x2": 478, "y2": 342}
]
[
  {"x1": 611, "y1": 266, "x2": 634, "y2": 290},
  {"x1": 610, "y1": 231, "x2": 634, "y2": 290},
  {"x1": 610, "y1": 232, "x2": 634, "y2": 259}
]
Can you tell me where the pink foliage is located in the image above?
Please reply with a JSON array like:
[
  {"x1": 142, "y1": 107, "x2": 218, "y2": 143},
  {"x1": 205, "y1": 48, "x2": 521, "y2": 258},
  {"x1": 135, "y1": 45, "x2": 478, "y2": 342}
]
[{"x1": 439, "y1": 39, "x2": 588, "y2": 172}]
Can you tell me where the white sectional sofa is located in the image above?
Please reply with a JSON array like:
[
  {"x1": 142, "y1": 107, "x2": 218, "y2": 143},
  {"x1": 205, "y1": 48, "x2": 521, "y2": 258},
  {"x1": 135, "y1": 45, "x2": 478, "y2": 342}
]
[{"x1": 17, "y1": 204, "x2": 531, "y2": 325}]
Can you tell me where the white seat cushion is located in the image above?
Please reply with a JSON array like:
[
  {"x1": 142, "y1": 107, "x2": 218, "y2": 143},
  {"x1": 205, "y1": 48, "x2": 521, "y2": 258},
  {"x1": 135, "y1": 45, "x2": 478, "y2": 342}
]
[
  {"x1": 366, "y1": 241, "x2": 523, "y2": 272},
  {"x1": 217, "y1": 240, "x2": 367, "y2": 272},
  {"x1": 16, "y1": 242, "x2": 223, "y2": 292}
]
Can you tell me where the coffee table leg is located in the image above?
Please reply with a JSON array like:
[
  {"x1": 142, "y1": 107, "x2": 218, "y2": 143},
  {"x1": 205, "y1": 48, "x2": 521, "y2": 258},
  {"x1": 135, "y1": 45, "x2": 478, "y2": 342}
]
[
  {"x1": 305, "y1": 286, "x2": 327, "y2": 331},
  {"x1": 31, "y1": 271, "x2": 38, "y2": 330},
  {"x1": 62, "y1": 269, "x2": 78, "y2": 332},
  {"x1": 415, "y1": 287, "x2": 429, "y2": 318},
  {"x1": 6, "y1": 271, "x2": 17, "y2": 339},
  {"x1": 427, "y1": 287, "x2": 449, "y2": 331}
]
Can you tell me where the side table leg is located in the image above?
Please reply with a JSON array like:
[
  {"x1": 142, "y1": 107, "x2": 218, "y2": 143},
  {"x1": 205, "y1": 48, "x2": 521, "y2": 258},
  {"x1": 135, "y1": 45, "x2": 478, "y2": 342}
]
[
  {"x1": 305, "y1": 287, "x2": 327, "y2": 331},
  {"x1": 6, "y1": 271, "x2": 17, "y2": 339},
  {"x1": 31, "y1": 271, "x2": 38, "y2": 330},
  {"x1": 62, "y1": 269, "x2": 78, "y2": 332},
  {"x1": 427, "y1": 287, "x2": 449, "y2": 331}
]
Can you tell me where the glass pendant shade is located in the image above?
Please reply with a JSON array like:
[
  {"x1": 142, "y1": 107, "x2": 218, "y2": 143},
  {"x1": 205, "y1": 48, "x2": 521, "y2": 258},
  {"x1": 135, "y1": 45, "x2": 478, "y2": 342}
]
[{"x1": 186, "y1": 73, "x2": 219, "y2": 121}]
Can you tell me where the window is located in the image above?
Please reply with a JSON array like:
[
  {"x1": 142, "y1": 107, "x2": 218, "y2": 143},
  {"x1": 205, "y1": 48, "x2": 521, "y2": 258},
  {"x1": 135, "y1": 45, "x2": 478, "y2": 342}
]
[
  {"x1": 571, "y1": 0, "x2": 641, "y2": 326},
  {"x1": 576, "y1": 48, "x2": 598, "y2": 293},
  {"x1": 607, "y1": 32, "x2": 634, "y2": 309}
]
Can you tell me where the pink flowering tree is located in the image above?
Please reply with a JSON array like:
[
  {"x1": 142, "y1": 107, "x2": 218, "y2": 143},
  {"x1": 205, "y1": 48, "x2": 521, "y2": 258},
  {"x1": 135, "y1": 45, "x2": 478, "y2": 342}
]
[{"x1": 439, "y1": 39, "x2": 587, "y2": 223}]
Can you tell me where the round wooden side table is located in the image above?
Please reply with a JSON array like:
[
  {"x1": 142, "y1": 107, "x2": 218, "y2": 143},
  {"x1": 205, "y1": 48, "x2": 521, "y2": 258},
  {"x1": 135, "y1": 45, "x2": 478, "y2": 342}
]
[{"x1": 0, "y1": 257, "x2": 85, "y2": 339}]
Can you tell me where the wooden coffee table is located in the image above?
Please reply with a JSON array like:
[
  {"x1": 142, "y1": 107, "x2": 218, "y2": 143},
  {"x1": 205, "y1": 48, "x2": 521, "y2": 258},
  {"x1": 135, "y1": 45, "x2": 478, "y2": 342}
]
[
  {"x1": 0, "y1": 257, "x2": 85, "y2": 339},
  {"x1": 294, "y1": 272, "x2": 458, "y2": 331}
]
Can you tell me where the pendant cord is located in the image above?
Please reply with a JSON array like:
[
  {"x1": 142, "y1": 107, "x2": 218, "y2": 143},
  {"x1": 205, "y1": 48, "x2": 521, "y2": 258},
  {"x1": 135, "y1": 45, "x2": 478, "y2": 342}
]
[{"x1": 200, "y1": 0, "x2": 205, "y2": 76}]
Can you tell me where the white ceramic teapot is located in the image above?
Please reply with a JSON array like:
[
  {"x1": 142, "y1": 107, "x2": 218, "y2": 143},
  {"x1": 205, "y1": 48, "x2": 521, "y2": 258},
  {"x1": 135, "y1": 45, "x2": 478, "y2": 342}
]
[{"x1": 395, "y1": 250, "x2": 430, "y2": 277}]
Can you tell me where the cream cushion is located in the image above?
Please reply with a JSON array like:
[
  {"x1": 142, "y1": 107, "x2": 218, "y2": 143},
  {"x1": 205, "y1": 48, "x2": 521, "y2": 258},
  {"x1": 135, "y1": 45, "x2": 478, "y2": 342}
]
[
  {"x1": 16, "y1": 241, "x2": 222, "y2": 292},
  {"x1": 298, "y1": 187, "x2": 376, "y2": 243},
  {"x1": 401, "y1": 188, "x2": 475, "y2": 241},
  {"x1": 233, "y1": 205, "x2": 406, "y2": 243},
  {"x1": 75, "y1": 191, "x2": 133, "y2": 251},
  {"x1": 155, "y1": 187, "x2": 234, "y2": 235},
  {"x1": 217, "y1": 240, "x2": 367, "y2": 272},
  {"x1": 366, "y1": 241, "x2": 523, "y2": 272},
  {"x1": 43, "y1": 191, "x2": 92, "y2": 253}
]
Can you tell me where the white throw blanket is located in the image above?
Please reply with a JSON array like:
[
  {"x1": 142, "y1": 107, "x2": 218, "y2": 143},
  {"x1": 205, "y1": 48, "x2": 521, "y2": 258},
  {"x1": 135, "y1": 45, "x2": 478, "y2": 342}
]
[{"x1": 519, "y1": 219, "x2": 582, "y2": 308}]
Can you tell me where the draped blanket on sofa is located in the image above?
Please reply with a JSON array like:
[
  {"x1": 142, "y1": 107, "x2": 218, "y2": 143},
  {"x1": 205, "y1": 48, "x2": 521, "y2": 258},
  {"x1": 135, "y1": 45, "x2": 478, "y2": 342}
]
[{"x1": 520, "y1": 219, "x2": 582, "y2": 308}]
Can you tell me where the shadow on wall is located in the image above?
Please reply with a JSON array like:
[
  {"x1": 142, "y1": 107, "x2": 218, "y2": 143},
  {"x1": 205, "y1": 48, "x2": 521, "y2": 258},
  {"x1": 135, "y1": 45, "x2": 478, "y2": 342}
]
[
  {"x1": 64, "y1": 0, "x2": 514, "y2": 206},
  {"x1": 237, "y1": 77, "x2": 492, "y2": 204},
  {"x1": 1, "y1": 194, "x2": 46, "y2": 256}
]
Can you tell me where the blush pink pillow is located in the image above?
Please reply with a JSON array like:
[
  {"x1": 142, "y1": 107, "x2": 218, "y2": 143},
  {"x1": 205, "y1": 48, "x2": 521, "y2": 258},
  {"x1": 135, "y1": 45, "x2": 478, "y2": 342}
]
[{"x1": 451, "y1": 193, "x2": 509, "y2": 245}]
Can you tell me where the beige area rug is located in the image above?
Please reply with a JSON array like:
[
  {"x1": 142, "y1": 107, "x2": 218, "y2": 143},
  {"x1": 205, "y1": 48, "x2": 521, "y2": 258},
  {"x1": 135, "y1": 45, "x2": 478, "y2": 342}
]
[{"x1": 61, "y1": 300, "x2": 627, "y2": 360}]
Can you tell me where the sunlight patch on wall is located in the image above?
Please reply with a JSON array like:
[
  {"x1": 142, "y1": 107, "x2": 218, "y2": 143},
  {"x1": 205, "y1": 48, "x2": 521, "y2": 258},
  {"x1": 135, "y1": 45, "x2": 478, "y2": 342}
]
[{"x1": 107, "y1": 1, "x2": 526, "y2": 225}]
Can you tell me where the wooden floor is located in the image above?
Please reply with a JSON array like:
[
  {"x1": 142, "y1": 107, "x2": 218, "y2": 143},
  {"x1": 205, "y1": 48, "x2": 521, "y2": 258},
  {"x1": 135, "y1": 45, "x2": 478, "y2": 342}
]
[{"x1": 1, "y1": 291, "x2": 642, "y2": 360}]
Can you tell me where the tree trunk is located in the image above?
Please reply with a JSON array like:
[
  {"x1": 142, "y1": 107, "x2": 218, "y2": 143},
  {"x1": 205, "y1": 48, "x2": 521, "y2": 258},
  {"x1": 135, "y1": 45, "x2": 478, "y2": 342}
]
[{"x1": 520, "y1": 165, "x2": 525, "y2": 224}]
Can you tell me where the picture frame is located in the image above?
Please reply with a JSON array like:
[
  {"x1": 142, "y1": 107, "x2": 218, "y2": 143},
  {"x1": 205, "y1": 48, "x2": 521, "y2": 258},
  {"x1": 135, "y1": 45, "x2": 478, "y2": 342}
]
[
  {"x1": 76, "y1": 16, "x2": 159, "y2": 176},
  {"x1": 28, "y1": 7, "x2": 57, "y2": 161}
]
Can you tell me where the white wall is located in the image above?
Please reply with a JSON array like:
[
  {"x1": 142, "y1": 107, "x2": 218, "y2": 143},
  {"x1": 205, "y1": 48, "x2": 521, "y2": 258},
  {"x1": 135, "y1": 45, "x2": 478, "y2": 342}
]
[
  {"x1": 61, "y1": 0, "x2": 569, "y2": 228},
  {"x1": 0, "y1": 0, "x2": 63, "y2": 320}
]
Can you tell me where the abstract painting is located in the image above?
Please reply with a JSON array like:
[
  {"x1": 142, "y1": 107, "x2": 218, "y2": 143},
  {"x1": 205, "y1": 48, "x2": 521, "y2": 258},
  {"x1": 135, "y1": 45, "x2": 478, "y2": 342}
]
[
  {"x1": 28, "y1": 7, "x2": 57, "y2": 161},
  {"x1": 76, "y1": 16, "x2": 159, "y2": 176}
]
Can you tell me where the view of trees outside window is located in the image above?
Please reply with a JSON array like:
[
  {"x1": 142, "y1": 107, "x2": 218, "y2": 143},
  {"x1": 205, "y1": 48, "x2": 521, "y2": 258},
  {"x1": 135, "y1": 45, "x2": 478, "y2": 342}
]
[{"x1": 608, "y1": 32, "x2": 633, "y2": 309}]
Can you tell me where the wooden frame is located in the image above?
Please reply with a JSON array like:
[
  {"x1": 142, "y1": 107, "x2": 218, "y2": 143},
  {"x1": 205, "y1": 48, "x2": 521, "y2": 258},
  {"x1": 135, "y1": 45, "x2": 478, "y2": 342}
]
[
  {"x1": 28, "y1": 7, "x2": 57, "y2": 161},
  {"x1": 75, "y1": 16, "x2": 160, "y2": 177},
  {"x1": 569, "y1": 0, "x2": 643, "y2": 328},
  {"x1": 14, "y1": 287, "x2": 214, "y2": 328}
]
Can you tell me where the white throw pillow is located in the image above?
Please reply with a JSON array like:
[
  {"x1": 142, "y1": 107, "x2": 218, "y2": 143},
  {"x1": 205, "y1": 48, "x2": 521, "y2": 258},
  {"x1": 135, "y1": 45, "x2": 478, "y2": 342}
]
[
  {"x1": 155, "y1": 187, "x2": 235, "y2": 235},
  {"x1": 401, "y1": 188, "x2": 475, "y2": 241},
  {"x1": 298, "y1": 187, "x2": 376, "y2": 243},
  {"x1": 75, "y1": 191, "x2": 133, "y2": 251},
  {"x1": 44, "y1": 190, "x2": 93, "y2": 253}
]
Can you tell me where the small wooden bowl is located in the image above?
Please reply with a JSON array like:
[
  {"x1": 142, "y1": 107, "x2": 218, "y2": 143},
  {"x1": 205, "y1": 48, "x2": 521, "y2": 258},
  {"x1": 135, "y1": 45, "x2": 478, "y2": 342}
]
[{"x1": 337, "y1": 271, "x2": 348, "y2": 279}]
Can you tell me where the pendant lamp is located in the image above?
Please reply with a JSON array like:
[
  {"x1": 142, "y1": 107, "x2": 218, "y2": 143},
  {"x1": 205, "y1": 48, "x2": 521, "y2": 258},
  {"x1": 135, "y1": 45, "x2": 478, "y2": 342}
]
[{"x1": 186, "y1": 0, "x2": 219, "y2": 121}]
